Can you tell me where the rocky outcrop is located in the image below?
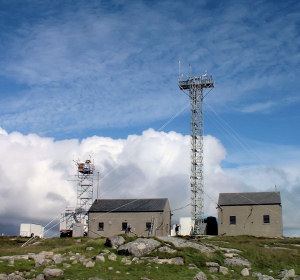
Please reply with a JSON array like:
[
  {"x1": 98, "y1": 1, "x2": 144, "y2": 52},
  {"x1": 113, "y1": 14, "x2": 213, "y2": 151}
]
[
  {"x1": 157, "y1": 236, "x2": 214, "y2": 254},
  {"x1": 117, "y1": 238, "x2": 161, "y2": 257},
  {"x1": 224, "y1": 256, "x2": 251, "y2": 267}
]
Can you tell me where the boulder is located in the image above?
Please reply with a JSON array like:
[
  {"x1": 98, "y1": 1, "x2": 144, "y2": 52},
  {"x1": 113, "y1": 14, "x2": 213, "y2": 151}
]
[
  {"x1": 154, "y1": 257, "x2": 184, "y2": 265},
  {"x1": 278, "y1": 269, "x2": 295, "y2": 278},
  {"x1": 157, "y1": 236, "x2": 214, "y2": 255},
  {"x1": 7, "y1": 274, "x2": 25, "y2": 280},
  {"x1": 206, "y1": 262, "x2": 219, "y2": 267},
  {"x1": 219, "y1": 266, "x2": 229, "y2": 275},
  {"x1": 52, "y1": 254, "x2": 62, "y2": 264},
  {"x1": 86, "y1": 247, "x2": 95, "y2": 251},
  {"x1": 42, "y1": 268, "x2": 63, "y2": 279},
  {"x1": 35, "y1": 274, "x2": 45, "y2": 280},
  {"x1": 241, "y1": 268, "x2": 250, "y2": 276},
  {"x1": 105, "y1": 236, "x2": 125, "y2": 249},
  {"x1": 193, "y1": 271, "x2": 207, "y2": 280},
  {"x1": 258, "y1": 275, "x2": 274, "y2": 280},
  {"x1": 117, "y1": 238, "x2": 161, "y2": 257},
  {"x1": 34, "y1": 254, "x2": 46, "y2": 267},
  {"x1": 86, "y1": 261, "x2": 95, "y2": 268},
  {"x1": 63, "y1": 263, "x2": 71, "y2": 268},
  {"x1": 209, "y1": 267, "x2": 218, "y2": 273},
  {"x1": 108, "y1": 253, "x2": 117, "y2": 261},
  {"x1": 224, "y1": 257, "x2": 251, "y2": 267},
  {"x1": 189, "y1": 263, "x2": 198, "y2": 270},
  {"x1": 0, "y1": 274, "x2": 7, "y2": 280},
  {"x1": 95, "y1": 255, "x2": 105, "y2": 263}
]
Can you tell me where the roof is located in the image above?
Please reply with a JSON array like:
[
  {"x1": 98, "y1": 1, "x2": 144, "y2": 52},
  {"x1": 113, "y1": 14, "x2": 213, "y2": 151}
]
[
  {"x1": 218, "y1": 192, "x2": 281, "y2": 206},
  {"x1": 88, "y1": 198, "x2": 169, "y2": 213}
]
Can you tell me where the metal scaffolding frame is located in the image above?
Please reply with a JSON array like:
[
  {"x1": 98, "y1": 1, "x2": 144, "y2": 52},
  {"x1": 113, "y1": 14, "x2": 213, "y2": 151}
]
[
  {"x1": 178, "y1": 74, "x2": 214, "y2": 235},
  {"x1": 60, "y1": 159, "x2": 97, "y2": 235}
]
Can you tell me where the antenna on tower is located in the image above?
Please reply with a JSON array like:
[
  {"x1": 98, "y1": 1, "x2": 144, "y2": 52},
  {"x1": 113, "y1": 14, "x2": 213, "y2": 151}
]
[{"x1": 178, "y1": 65, "x2": 214, "y2": 235}]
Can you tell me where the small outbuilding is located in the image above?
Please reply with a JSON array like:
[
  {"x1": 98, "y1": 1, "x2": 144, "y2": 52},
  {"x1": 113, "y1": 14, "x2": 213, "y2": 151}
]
[
  {"x1": 88, "y1": 198, "x2": 171, "y2": 237},
  {"x1": 218, "y1": 191, "x2": 283, "y2": 237}
]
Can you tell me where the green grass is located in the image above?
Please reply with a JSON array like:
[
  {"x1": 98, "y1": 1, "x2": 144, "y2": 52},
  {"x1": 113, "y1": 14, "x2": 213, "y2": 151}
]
[{"x1": 0, "y1": 235, "x2": 299, "y2": 280}]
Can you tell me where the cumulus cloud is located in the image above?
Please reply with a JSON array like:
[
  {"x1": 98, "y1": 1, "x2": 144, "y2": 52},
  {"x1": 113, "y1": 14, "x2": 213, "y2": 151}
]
[{"x1": 0, "y1": 127, "x2": 298, "y2": 236}]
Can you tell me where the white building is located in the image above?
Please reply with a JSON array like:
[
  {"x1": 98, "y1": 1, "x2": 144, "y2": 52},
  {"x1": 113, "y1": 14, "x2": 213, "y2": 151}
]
[{"x1": 20, "y1": 224, "x2": 44, "y2": 238}]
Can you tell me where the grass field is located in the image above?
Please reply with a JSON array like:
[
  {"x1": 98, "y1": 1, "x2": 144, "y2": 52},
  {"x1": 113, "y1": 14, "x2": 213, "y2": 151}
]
[{"x1": 0, "y1": 235, "x2": 299, "y2": 279}]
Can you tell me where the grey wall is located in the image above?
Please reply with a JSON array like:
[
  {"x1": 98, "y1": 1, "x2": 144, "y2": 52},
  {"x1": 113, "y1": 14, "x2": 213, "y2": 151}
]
[{"x1": 218, "y1": 204, "x2": 282, "y2": 237}]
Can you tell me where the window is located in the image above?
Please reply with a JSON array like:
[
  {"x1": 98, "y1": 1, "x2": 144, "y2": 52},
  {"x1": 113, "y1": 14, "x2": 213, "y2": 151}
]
[
  {"x1": 122, "y1": 222, "x2": 128, "y2": 231},
  {"x1": 98, "y1": 222, "x2": 104, "y2": 231},
  {"x1": 263, "y1": 215, "x2": 270, "y2": 224},
  {"x1": 230, "y1": 216, "x2": 236, "y2": 225},
  {"x1": 146, "y1": 222, "x2": 152, "y2": 231}
]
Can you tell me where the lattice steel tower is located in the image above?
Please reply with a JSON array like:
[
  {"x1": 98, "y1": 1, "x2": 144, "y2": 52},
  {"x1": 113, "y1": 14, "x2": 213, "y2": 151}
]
[{"x1": 178, "y1": 72, "x2": 214, "y2": 235}]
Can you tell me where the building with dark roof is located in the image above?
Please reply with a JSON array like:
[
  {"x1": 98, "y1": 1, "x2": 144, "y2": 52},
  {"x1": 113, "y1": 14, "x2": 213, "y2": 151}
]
[
  {"x1": 218, "y1": 192, "x2": 282, "y2": 237},
  {"x1": 88, "y1": 198, "x2": 171, "y2": 237}
]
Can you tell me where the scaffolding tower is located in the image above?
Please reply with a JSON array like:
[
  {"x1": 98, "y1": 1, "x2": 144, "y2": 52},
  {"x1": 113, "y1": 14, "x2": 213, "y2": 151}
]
[
  {"x1": 75, "y1": 159, "x2": 95, "y2": 226},
  {"x1": 60, "y1": 159, "x2": 97, "y2": 236},
  {"x1": 178, "y1": 73, "x2": 214, "y2": 235}
]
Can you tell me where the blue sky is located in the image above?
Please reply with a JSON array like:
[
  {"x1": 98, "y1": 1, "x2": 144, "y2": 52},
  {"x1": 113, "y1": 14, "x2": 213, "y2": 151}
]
[{"x1": 0, "y1": 0, "x2": 299, "y2": 236}]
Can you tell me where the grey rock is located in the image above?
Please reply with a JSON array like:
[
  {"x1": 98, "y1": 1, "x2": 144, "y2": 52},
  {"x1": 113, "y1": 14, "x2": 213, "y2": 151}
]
[
  {"x1": 193, "y1": 271, "x2": 207, "y2": 280},
  {"x1": 224, "y1": 253, "x2": 236, "y2": 258},
  {"x1": 211, "y1": 276, "x2": 219, "y2": 280},
  {"x1": 105, "y1": 236, "x2": 125, "y2": 249},
  {"x1": 8, "y1": 257, "x2": 14, "y2": 266},
  {"x1": 278, "y1": 269, "x2": 295, "y2": 278},
  {"x1": 102, "y1": 249, "x2": 111, "y2": 254},
  {"x1": 63, "y1": 263, "x2": 71, "y2": 268},
  {"x1": 0, "y1": 274, "x2": 7, "y2": 280},
  {"x1": 158, "y1": 246, "x2": 177, "y2": 254},
  {"x1": 7, "y1": 274, "x2": 25, "y2": 280},
  {"x1": 157, "y1": 236, "x2": 214, "y2": 254},
  {"x1": 34, "y1": 254, "x2": 46, "y2": 267},
  {"x1": 42, "y1": 268, "x2": 63, "y2": 279},
  {"x1": 86, "y1": 247, "x2": 95, "y2": 251},
  {"x1": 258, "y1": 275, "x2": 274, "y2": 280},
  {"x1": 253, "y1": 272, "x2": 262, "y2": 277},
  {"x1": 52, "y1": 254, "x2": 62, "y2": 264},
  {"x1": 224, "y1": 257, "x2": 251, "y2": 267},
  {"x1": 154, "y1": 257, "x2": 184, "y2": 265},
  {"x1": 241, "y1": 268, "x2": 250, "y2": 276},
  {"x1": 206, "y1": 262, "x2": 219, "y2": 267},
  {"x1": 189, "y1": 263, "x2": 198, "y2": 270},
  {"x1": 108, "y1": 253, "x2": 117, "y2": 261},
  {"x1": 117, "y1": 238, "x2": 161, "y2": 257},
  {"x1": 219, "y1": 266, "x2": 229, "y2": 275},
  {"x1": 209, "y1": 267, "x2": 218, "y2": 273},
  {"x1": 41, "y1": 251, "x2": 54, "y2": 258},
  {"x1": 95, "y1": 255, "x2": 105, "y2": 263},
  {"x1": 85, "y1": 261, "x2": 95, "y2": 268},
  {"x1": 107, "y1": 267, "x2": 113, "y2": 271},
  {"x1": 35, "y1": 274, "x2": 45, "y2": 280}
]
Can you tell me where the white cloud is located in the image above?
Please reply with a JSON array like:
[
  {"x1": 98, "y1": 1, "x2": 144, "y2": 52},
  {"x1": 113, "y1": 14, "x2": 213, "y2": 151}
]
[{"x1": 0, "y1": 127, "x2": 298, "y2": 236}]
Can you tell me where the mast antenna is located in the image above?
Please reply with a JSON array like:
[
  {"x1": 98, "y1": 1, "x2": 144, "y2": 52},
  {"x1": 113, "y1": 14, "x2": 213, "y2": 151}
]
[{"x1": 178, "y1": 66, "x2": 214, "y2": 235}]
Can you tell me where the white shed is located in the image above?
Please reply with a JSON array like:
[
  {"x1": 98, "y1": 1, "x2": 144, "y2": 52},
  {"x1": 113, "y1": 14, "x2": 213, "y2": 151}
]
[{"x1": 20, "y1": 224, "x2": 44, "y2": 238}]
